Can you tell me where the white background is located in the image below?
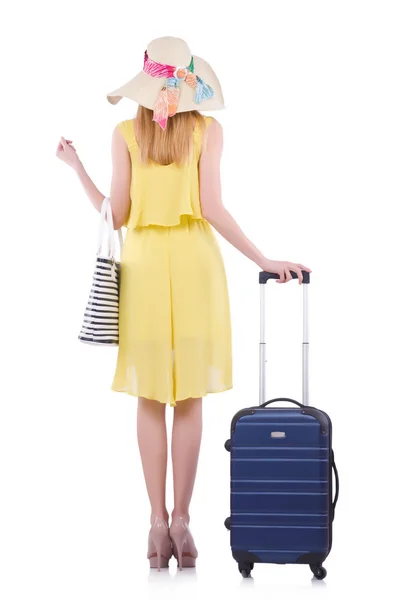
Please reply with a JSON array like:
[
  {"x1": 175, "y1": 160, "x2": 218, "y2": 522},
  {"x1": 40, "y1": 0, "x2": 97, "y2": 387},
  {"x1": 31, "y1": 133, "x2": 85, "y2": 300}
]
[{"x1": 1, "y1": 1, "x2": 396, "y2": 598}]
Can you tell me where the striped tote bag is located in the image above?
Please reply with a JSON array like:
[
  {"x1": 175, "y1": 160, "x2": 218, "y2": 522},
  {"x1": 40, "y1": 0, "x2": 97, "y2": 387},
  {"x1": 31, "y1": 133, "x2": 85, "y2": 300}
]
[{"x1": 78, "y1": 196, "x2": 124, "y2": 345}]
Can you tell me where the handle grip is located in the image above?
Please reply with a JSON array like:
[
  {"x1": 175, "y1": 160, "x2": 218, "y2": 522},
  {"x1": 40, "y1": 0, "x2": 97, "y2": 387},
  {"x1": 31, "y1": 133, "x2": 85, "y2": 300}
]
[
  {"x1": 97, "y1": 196, "x2": 123, "y2": 259},
  {"x1": 259, "y1": 398, "x2": 305, "y2": 409},
  {"x1": 259, "y1": 270, "x2": 311, "y2": 284},
  {"x1": 332, "y1": 450, "x2": 339, "y2": 520}
]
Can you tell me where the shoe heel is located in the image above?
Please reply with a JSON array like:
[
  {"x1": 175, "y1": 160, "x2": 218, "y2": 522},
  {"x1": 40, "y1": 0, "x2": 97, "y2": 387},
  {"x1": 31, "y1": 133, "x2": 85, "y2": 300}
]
[
  {"x1": 171, "y1": 533, "x2": 197, "y2": 570},
  {"x1": 171, "y1": 532, "x2": 188, "y2": 571},
  {"x1": 148, "y1": 543, "x2": 170, "y2": 571},
  {"x1": 170, "y1": 516, "x2": 198, "y2": 571},
  {"x1": 147, "y1": 517, "x2": 172, "y2": 571}
]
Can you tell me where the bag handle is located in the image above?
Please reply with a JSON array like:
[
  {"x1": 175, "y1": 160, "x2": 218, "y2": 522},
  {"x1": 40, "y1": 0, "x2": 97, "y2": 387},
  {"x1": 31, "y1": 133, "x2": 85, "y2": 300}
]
[
  {"x1": 97, "y1": 197, "x2": 112, "y2": 258},
  {"x1": 97, "y1": 196, "x2": 123, "y2": 259},
  {"x1": 106, "y1": 199, "x2": 124, "y2": 255},
  {"x1": 259, "y1": 398, "x2": 304, "y2": 409}
]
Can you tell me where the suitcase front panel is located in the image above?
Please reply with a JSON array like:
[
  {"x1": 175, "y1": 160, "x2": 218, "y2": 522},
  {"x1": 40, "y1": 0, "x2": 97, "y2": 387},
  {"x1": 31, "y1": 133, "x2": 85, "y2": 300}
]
[{"x1": 230, "y1": 408, "x2": 331, "y2": 564}]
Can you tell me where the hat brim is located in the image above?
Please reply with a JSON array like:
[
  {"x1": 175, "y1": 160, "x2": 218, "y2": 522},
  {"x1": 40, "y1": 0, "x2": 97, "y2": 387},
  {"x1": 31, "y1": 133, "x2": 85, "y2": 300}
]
[{"x1": 106, "y1": 55, "x2": 224, "y2": 112}]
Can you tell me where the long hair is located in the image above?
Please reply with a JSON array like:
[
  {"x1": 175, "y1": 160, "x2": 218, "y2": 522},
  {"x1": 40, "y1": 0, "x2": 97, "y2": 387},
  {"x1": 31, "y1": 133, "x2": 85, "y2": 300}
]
[{"x1": 135, "y1": 106, "x2": 206, "y2": 166}]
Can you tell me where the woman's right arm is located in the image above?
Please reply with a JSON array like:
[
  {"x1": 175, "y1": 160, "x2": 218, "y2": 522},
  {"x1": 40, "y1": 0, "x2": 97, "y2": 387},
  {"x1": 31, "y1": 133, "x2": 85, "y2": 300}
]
[
  {"x1": 199, "y1": 119, "x2": 311, "y2": 284},
  {"x1": 56, "y1": 126, "x2": 131, "y2": 229}
]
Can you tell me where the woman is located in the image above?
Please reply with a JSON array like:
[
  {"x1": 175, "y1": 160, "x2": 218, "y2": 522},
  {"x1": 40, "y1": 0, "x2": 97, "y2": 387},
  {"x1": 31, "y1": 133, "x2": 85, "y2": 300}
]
[{"x1": 56, "y1": 36, "x2": 311, "y2": 571}]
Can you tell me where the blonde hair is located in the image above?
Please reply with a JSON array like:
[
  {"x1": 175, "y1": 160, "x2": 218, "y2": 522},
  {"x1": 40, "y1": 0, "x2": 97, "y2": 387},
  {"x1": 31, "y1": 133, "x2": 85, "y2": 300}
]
[{"x1": 135, "y1": 106, "x2": 206, "y2": 166}]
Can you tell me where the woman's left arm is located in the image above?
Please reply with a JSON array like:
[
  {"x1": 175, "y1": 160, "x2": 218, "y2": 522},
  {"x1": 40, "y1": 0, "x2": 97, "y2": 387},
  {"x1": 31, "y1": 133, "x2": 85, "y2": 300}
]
[{"x1": 56, "y1": 126, "x2": 131, "y2": 229}]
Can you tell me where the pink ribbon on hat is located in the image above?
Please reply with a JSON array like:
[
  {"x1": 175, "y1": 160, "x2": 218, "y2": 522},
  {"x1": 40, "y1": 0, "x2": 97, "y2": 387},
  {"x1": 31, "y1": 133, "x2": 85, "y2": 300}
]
[{"x1": 142, "y1": 50, "x2": 214, "y2": 130}]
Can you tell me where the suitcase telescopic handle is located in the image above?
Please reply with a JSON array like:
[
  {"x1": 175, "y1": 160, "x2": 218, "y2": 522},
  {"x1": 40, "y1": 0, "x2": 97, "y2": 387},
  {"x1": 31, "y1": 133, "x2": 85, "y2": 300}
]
[
  {"x1": 260, "y1": 398, "x2": 304, "y2": 409},
  {"x1": 259, "y1": 269, "x2": 310, "y2": 406}
]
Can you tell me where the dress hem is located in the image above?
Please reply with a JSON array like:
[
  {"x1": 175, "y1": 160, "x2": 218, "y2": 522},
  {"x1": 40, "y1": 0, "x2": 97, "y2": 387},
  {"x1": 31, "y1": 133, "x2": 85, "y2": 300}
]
[{"x1": 110, "y1": 384, "x2": 233, "y2": 407}]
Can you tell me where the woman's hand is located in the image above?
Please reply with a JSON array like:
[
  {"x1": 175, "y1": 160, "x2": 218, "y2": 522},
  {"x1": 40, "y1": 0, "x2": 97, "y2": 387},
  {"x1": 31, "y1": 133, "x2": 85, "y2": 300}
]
[
  {"x1": 261, "y1": 259, "x2": 312, "y2": 285},
  {"x1": 55, "y1": 136, "x2": 81, "y2": 170}
]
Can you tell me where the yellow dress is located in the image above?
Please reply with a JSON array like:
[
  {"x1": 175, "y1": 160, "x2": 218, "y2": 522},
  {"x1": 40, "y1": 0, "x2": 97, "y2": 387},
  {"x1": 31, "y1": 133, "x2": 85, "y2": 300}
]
[{"x1": 111, "y1": 116, "x2": 232, "y2": 406}]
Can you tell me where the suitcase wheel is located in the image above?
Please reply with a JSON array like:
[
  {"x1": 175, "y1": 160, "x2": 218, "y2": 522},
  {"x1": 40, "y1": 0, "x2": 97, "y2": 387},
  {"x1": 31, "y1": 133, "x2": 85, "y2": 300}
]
[
  {"x1": 310, "y1": 565, "x2": 327, "y2": 580},
  {"x1": 224, "y1": 516, "x2": 231, "y2": 530},
  {"x1": 238, "y1": 562, "x2": 254, "y2": 578},
  {"x1": 224, "y1": 439, "x2": 231, "y2": 452}
]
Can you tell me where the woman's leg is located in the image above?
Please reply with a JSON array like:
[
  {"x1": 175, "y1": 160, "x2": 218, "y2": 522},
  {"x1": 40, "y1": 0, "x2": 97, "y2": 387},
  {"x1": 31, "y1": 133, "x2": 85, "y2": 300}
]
[
  {"x1": 137, "y1": 396, "x2": 168, "y2": 525},
  {"x1": 171, "y1": 397, "x2": 203, "y2": 521}
]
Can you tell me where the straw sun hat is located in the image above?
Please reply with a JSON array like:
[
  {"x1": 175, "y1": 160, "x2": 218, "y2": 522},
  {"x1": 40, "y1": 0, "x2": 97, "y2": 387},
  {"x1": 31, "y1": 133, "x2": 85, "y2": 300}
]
[{"x1": 106, "y1": 36, "x2": 224, "y2": 129}]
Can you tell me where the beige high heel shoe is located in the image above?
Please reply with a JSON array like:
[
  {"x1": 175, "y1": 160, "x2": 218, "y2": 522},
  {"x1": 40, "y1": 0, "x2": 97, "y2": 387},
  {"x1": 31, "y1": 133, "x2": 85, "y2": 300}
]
[
  {"x1": 147, "y1": 517, "x2": 173, "y2": 571},
  {"x1": 169, "y1": 516, "x2": 198, "y2": 570}
]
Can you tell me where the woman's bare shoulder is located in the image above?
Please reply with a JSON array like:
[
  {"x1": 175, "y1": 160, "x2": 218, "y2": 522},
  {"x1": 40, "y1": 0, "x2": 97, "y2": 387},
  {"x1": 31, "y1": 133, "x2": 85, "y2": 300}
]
[
  {"x1": 202, "y1": 116, "x2": 223, "y2": 153},
  {"x1": 114, "y1": 119, "x2": 136, "y2": 148},
  {"x1": 203, "y1": 115, "x2": 222, "y2": 130}
]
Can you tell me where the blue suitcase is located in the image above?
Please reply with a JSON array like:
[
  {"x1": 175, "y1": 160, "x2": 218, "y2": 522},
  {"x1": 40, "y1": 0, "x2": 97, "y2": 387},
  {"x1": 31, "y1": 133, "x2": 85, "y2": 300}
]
[{"x1": 224, "y1": 270, "x2": 339, "y2": 579}]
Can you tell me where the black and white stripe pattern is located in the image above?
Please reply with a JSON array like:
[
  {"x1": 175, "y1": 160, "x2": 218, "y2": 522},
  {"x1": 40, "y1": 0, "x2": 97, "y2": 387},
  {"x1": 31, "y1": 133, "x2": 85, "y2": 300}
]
[
  {"x1": 78, "y1": 196, "x2": 123, "y2": 346},
  {"x1": 78, "y1": 257, "x2": 121, "y2": 345}
]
